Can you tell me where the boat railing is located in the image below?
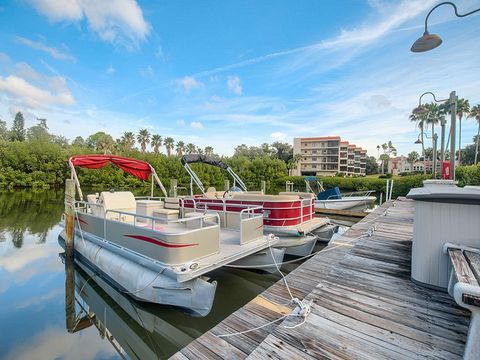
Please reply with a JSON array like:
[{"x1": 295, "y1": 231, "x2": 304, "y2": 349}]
[
  {"x1": 74, "y1": 200, "x2": 220, "y2": 239},
  {"x1": 335, "y1": 190, "x2": 376, "y2": 199},
  {"x1": 300, "y1": 197, "x2": 314, "y2": 221}
]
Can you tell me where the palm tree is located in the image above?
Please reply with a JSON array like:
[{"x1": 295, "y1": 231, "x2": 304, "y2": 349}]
[
  {"x1": 121, "y1": 131, "x2": 135, "y2": 151},
  {"x1": 410, "y1": 111, "x2": 427, "y2": 174},
  {"x1": 176, "y1": 141, "x2": 185, "y2": 156},
  {"x1": 98, "y1": 134, "x2": 114, "y2": 154},
  {"x1": 424, "y1": 102, "x2": 441, "y2": 162},
  {"x1": 164, "y1": 137, "x2": 175, "y2": 156},
  {"x1": 455, "y1": 98, "x2": 470, "y2": 163},
  {"x1": 204, "y1": 146, "x2": 214, "y2": 156},
  {"x1": 287, "y1": 154, "x2": 302, "y2": 176},
  {"x1": 186, "y1": 143, "x2": 196, "y2": 154},
  {"x1": 137, "y1": 129, "x2": 150, "y2": 153},
  {"x1": 469, "y1": 104, "x2": 480, "y2": 164},
  {"x1": 151, "y1": 134, "x2": 162, "y2": 154},
  {"x1": 407, "y1": 151, "x2": 420, "y2": 171}
]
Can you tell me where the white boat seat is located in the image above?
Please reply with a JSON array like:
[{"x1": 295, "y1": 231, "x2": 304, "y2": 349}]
[
  {"x1": 154, "y1": 209, "x2": 179, "y2": 216},
  {"x1": 97, "y1": 191, "x2": 137, "y2": 222},
  {"x1": 279, "y1": 191, "x2": 315, "y2": 199}
]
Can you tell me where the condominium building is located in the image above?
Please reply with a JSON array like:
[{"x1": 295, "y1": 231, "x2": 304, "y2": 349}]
[{"x1": 292, "y1": 136, "x2": 367, "y2": 176}]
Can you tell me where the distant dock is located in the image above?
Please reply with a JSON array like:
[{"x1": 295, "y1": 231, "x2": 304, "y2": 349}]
[{"x1": 171, "y1": 198, "x2": 470, "y2": 359}]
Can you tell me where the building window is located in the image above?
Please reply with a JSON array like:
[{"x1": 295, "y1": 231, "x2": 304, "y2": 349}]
[{"x1": 312, "y1": 157, "x2": 317, "y2": 161}]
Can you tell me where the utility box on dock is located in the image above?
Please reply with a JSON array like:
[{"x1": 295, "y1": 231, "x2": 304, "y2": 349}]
[{"x1": 407, "y1": 180, "x2": 480, "y2": 290}]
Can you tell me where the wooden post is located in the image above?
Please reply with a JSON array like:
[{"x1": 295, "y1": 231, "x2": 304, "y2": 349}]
[
  {"x1": 169, "y1": 179, "x2": 178, "y2": 198},
  {"x1": 64, "y1": 179, "x2": 75, "y2": 258},
  {"x1": 260, "y1": 180, "x2": 266, "y2": 194},
  {"x1": 224, "y1": 179, "x2": 230, "y2": 191},
  {"x1": 65, "y1": 256, "x2": 76, "y2": 333}
]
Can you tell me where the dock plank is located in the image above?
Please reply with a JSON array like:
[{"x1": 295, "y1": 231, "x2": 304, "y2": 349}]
[{"x1": 171, "y1": 199, "x2": 469, "y2": 359}]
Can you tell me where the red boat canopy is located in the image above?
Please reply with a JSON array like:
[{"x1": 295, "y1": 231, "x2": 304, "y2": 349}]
[{"x1": 70, "y1": 155, "x2": 152, "y2": 181}]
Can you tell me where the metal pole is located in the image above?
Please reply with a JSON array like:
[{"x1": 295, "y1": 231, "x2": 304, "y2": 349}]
[
  {"x1": 433, "y1": 134, "x2": 438, "y2": 179},
  {"x1": 224, "y1": 179, "x2": 230, "y2": 192},
  {"x1": 440, "y1": 116, "x2": 446, "y2": 174},
  {"x1": 260, "y1": 180, "x2": 266, "y2": 194},
  {"x1": 449, "y1": 91, "x2": 457, "y2": 180},
  {"x1": 64, "y1": 179, "x2": 75, "y2": 258}
]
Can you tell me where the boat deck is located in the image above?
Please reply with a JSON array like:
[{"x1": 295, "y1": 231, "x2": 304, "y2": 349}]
[{"x1": 170, "y1": 198, "x2": 471, "y2": 359}]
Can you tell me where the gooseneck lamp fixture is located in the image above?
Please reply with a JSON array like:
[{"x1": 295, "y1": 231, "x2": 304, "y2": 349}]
[{"x1": 411, "y1": 2, "x2": 480, "y2": 52}]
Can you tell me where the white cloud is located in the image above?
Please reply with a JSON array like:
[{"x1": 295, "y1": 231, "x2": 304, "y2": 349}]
[
  {"x1": 270, "y1": 132, "x2": 287, "y2": 141},
  {"x1": 177, "y1": 76, "x2": 203, "y2": 93},
  {"x1": 176, "y1": 119, "x2": 185, "y2": 126},
  {"x1": 0, "y1": 74, "x2": 75, "y2": 109},
  {"x1": 26, "y1": 0, "x2": 151, "y2": 48},
  {"x1": 227, "y1": 75, "x2": 242, "y2": 95},
  {"x1": 190, "y1": 121, "x2": 203, "y2": 129},
  {"x1": 16, "y1": 36, "x2": 76, "y2": 61},
  {"x1": 106, "y1": 65, "x2": 115, "y2": 74}
]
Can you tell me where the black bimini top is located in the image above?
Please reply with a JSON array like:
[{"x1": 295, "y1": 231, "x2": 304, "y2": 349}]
[{"x1": 180, "y1": 154, "x2": 229, "y2": 170}]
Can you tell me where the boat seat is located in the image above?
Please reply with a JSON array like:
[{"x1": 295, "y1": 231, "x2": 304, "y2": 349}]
[
  {"x1": 97, "y1": 191, "x2": 137, "y2": 222},
  {"x1": 205, "y1": 187, "x2": 225, "y2": 199},
  {"x1": 154, "y1": 198, "x2": 179, "y2": 220},
  {"x1": 279, "y1": 191, "x2": 315, "y2": 199}
]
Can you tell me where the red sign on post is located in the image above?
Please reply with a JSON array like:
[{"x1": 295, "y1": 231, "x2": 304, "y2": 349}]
[{"x1": 442, "y1": 162, "x2": 451, "y2": 179}]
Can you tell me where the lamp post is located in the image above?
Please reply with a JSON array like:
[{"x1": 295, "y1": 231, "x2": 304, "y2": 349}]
[
  {"x1": 415, "y1": 132, "x2": 438, "y2": 178},
  {"x1": 411, "y1": 2, "x2": 480, "y2": 52},
  {"x1": 413, "y1": 91, "x2": 457, "y2": 179}
]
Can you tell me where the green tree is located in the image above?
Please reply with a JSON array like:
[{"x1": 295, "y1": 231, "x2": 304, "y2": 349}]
[
  {"x1": 365, "y1": 156, "x2": 379, "y2": 175},
  {"x1": 407, "y1": 151, "x2": 420, "y2": 170},
  {"x1": 186, "y1": 143, "x2": 196, "y2": 154},
  {"x1": 271, "y1": 142, "x2": 293, "y2": 163},
  {"x1": 287, "y1": 154, "x2": 301, "y2": 176},
  {"x1": 137, "y1": 129, "x2": 150, "y2": 153},
  {"x1": 0, "y1": 118, "x2": 9, "y2": 140},
  {"x1": 121, "y1": 131, "x2": 135, "y2": 151},
  {"x1": 151, "y1": 134, "x2": 162, "y2": 154},
  {"x1": 469, "y1": 104, "x2": 480, "y2": 164},
  {"x1": 86, "y1": 131, "x2": 110, "y2": 149},
  {"x1": 164, "y1": 137, "x2": 175, "y2": 156},
  {"x1": 176, "y1": 141, "x2": 185, "y2": 156},
  {"x1": 26, "y1": 118, "x2": 51, "y2": 142},
  {"x1": 379, "y1": 141, "x2": 396, "y2": 174},
  {"x1": 10, "y1": 112, "x2": 26, "y2": 141},
  {"x1": 72, "y1": 136, "x2": 85, "y2": 147},
  {"x1": 454, "y1": 98, "x2": 470, "y2": 163},
  {"x1": 204, "y1": 146, "x2": 214, "y2": 156},
  {"x1": 97, "y1": 134, "x2": 114, "y2": 154}
]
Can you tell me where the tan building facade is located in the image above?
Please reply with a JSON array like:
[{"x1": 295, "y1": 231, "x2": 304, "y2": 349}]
[{"x1": 293, "y1": 136, "x2": 367, "y2": 176}]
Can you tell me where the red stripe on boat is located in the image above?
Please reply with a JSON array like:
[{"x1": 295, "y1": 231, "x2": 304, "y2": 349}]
[
  {"x1": 75, "y1": 217, "x2": 88, "y2": 225},
  {"x1": 125, "y1": 234, "x2": 198, "y2": 248}
]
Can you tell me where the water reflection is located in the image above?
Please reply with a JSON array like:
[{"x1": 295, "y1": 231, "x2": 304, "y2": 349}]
[{"x1": 0, "y1": 190, "x2": 289, "y2": 359}]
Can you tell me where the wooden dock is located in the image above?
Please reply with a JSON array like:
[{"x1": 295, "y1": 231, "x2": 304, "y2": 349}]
[{"x1": 171, "y1": 198, "x2": 471, "y2": 359}]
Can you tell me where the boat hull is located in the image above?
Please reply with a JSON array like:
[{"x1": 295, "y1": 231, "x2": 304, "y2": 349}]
[
  {"x1": 59, "y1": 230, "x2": 217, "y2": 317},
  {"x1": 314, "y1": 196, "x2": 376, "y2": 211},
  {"x1": 278, "y1": 235, "x2": 317, "y2": 257}
]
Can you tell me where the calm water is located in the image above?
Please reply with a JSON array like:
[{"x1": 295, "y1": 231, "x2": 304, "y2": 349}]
[{"x1": 0, "y1": 190, "x2": 324, "y2": 360}]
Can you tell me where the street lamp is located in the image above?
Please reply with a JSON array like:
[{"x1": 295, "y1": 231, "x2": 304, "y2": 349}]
[
  {"x1": 411, "y1": 2, "x2": 480, "y2": 52},
  {"x1": 415, "y1": 132, "x2": 438, "y2": 178},
  {"x1": 414, "y1": 91, "x2": 457, "y2": 179}
]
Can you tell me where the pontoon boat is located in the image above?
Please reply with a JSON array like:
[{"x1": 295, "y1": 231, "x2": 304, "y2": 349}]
[
  {"x1": 181, "y1": 155, "x2": 336, "y2": 256},
  {"x1": 59, "y1": 155, "x2": 284, "y2": 316}
]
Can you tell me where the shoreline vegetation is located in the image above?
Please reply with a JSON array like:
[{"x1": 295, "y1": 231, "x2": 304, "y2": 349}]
[{"x1": 1, "y1": 113, "x2": 479, "y2": 196}]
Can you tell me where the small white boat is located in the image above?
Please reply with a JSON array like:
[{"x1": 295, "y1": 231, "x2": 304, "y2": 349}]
[
  {"x1": 60, "y1": 155, "x2": 284, "y2": 316},
  {"x1": 303, "y1": 177, "x2": 376, "y2": 211}
]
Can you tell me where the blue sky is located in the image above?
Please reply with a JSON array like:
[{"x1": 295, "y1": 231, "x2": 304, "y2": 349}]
[{"x1": 0, "y1": 0, "x2": 479, "y2": 156}]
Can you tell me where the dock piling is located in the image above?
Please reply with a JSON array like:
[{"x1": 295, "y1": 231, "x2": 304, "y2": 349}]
[
  {"x1": 224, "y1": 179, "x2": 230, "y2": 191},
  {"x1": 260, "y1": 180, "x2": 266, "y2": 194}
]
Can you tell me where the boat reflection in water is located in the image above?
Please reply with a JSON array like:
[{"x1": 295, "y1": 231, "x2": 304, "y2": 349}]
[{"x1": 61, "y1": 247, "x2": 283, "y2": 360}]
